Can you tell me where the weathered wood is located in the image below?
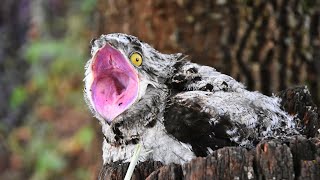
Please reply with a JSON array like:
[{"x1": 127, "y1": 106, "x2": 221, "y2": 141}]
[
  {"x1": 278, "y1": 86, "x2": 320, "y2": 137},
  {"x1": 182, "y1": 147, "x2": 255, "y2": 180},
  {"x1": 255, "y1": 140, "x2": 295, "y2": 180},
  {"x1": 100, "y1": 137, "x2": 320, "y2": 180},
  {"x1": 99, "y1": 160, "x2": 163, "y2": 180},
  {"x1": 290, "y1": 137, "x2": 320, "y2": 180},
  {"x1": 146, "y1": 163, "x2": 182, "y2": 180}
]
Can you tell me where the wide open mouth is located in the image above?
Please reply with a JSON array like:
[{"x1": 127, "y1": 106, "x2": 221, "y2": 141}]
[{"x1": 91, "y1": 44, "x2": 139, "y2": 123}]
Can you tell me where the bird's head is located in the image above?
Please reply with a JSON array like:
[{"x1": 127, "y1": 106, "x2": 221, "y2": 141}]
[{"x1": 84, "y1": 33, "x2": 181, "y2": 124}]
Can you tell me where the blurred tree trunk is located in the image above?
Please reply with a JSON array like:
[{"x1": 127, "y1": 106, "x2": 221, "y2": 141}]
[
  {"x1": 0, "y1": 0, "x2": 30, "y2": 128},
  {"x1": 0, "y1": 0, "x2": 30, "y2": 176},
  {"x1": 95, "y1": 0, "x2": 320, "y2": 105}
]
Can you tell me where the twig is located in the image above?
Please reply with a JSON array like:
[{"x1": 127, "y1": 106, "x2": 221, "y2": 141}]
[{"x1": 124, "y1": 143, "x2": 142, "y2": 180}]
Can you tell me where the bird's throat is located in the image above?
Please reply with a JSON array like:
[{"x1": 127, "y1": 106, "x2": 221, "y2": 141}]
[{"x1": 91, "y1": 44, "x2": 139, "y2": 123}]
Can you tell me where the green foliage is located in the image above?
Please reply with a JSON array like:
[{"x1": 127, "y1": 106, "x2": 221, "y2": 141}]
[
  {"x1": 25, "y1": 40, "x2": 66, "y2": 64},
  {"x1": 25, "y1": 39, "x2": 86, "y2": 74},
  {"x1": 80, "y1": 0, "x2": 97, "y2": 13},
  {"x1": 7, "y1": 118, "x2": 97, "y2": 179},
  {"x1": 6, "y1": 0, "x2": 99, "y2": 178},
  {"x1": 31, "y1": 129, "x2": 66, "y2": 172},
  {"x1": 75, "y1": 168, "x2": 91, "y2": 180},
  {"x1": 7, "y1": 122, "x2": 65, "y2": 179},
  {"x1": 10, "y1": 86, "x2": 27, "y2": 109},
  {"x1": 0, "y1": 122, "x2": 7, "y2": 135},
  {"x1": 24, "y1": 37, "x2": 87, "y2": 107},
  {"x1": 34, "y1": 149, "x2": 66, "y2": 179},
  {"x1": 75, "y1": 126, "x2": 94, "y2": 150}
]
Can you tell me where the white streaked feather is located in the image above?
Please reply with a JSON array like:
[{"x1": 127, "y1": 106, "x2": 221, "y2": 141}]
[{"x1": 102, "y1": 122, "x2": 195, "y2": 165}]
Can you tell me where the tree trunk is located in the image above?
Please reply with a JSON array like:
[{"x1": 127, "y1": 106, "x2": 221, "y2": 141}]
[
  {"x1": 99, "y1": 137, "x2": 320, "y2": 180},
  {"x1": 0, "y1": 0, "x2": 31, "y2": 129},
  {"x1": 95, "y1": 0, "x2": 320, "y2": 105}
]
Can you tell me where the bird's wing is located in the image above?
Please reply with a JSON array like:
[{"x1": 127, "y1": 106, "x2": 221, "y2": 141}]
[
  {"x1": 163, "y1": 90, "x2": 296, "y2": 157},
  {"x1": 167, "y1": 61, "x2": 245, "y2": 93},
  {"x1": 163, "y1": 61, "x2": 253, "y2": 156},
  {"x1": 163, "y1": 91, "x2": 243, "y2": 156}
]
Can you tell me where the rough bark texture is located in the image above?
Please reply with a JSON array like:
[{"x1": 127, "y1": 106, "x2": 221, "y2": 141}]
[
  {"x1": 100, "y1": 137, "x2": 320, "y2": 180},
  {"x1": 99, "y1": 160, "x2": 163, "y2": 180},
  {"x1": 99, "y1": 87, "x2": 320, "y2": 180},
  {"x1": 95, "y1": 0, "x2": 320, "y2": 105},
  {"x1": 278, "y1": 86, "x2": 320, "y2": 138}
]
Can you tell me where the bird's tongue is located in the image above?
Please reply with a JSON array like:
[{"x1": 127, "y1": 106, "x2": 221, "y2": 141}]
[{"x1": 91, "y1": 44, "x2": 139, "y2": 123}]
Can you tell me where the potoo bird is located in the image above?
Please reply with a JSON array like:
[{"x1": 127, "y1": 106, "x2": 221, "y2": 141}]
[{"x1": 84, "y1": 33, "x2": 299, "y2": 165}]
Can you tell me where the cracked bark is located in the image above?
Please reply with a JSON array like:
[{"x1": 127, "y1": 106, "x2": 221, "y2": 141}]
[{"x1": 100, "y1": 137, "x2": 320, "y2": 180}]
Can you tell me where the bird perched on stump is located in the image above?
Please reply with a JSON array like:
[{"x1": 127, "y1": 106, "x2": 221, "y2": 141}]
[{"x1": 84, "y1": 33, "x2": 299, "y2": 165}]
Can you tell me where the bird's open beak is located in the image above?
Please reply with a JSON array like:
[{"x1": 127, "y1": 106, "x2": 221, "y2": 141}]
[{"x1": 90, "y1": 43, "x2": 139, "y2": 123}]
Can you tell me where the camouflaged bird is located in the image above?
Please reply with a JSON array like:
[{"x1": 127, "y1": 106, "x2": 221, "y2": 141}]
[{"x1": 84, "y1": 33, "x2": 299, "y2": 165}]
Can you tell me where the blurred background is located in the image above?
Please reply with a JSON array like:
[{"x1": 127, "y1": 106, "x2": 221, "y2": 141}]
[{"x1": 0, "y1": 0, "x2": 319, "y2": 179}]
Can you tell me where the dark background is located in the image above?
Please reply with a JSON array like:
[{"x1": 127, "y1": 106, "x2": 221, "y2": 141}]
[{"x1": 0, "y1": 0, "x2": 319, "y2": 179}]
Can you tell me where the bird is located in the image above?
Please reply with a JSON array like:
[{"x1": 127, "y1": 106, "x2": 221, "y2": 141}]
[{"x1": 84, "y1": 33, "x2": 299, "y2": 165}]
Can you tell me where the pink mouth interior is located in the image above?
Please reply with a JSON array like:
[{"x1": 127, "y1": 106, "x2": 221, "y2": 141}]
[{"x1": 91, "y1": 44, "x2": 139, "y2": 123}]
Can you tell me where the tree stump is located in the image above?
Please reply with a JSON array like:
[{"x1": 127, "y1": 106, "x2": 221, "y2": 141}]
[{"x1": 100, "y1": 137, "x2": 320, "y2": 180}]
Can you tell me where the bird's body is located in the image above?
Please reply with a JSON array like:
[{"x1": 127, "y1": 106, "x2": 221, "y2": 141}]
[{"x1": 84, "y1": 33, "x2": 299, "y2": 165}]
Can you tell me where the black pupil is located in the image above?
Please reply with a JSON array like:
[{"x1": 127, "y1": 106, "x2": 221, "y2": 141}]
[{"x1": 136, "y1": 57, "x2": 139, "y2": 62}]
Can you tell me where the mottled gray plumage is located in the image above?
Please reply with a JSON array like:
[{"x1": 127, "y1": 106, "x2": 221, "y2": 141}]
[{"x1": 84, "y1": 33, "x2": 299, "y2": 165}]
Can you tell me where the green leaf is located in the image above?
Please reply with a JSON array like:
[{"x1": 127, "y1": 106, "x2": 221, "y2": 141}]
[
  {"x1": 75, "y1": 126, "x2": 94, "y2": 149},
  {"x1": 81, "y1": 0, "x2": 97, "y2": 13},
  {"x1": 75, "y1": 168, "x2": 90, "y2": 180},
  {"x1": 10, "y1": 86, "x2": 27, "y2": 108},
  {"x1": 36, "y1": 150, "x2": 66, "y2": 173},
  {"x1": 25, "y1": 40, "x2": 66, "y2": 64}
]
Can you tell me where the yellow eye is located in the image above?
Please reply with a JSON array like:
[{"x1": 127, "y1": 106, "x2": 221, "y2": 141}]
[{"x1": 130, "y1": 52, "x2": 143, "y2": 67}]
